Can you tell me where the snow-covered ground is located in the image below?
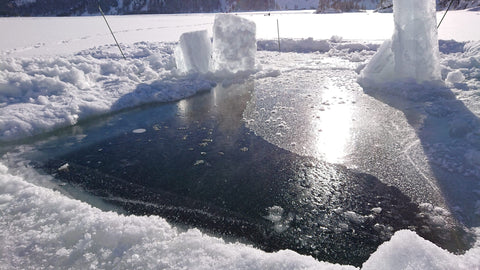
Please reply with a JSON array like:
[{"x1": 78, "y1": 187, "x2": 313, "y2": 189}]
[{"x1": 1, "y1": 9, "x2": 480, "y2": 269}]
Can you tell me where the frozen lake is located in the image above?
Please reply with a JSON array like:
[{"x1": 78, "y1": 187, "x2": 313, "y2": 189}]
[
  {"x1": 3, "y1": 51, "x2": 475, "y2": 266},
  {"x1": 1, "y1": 9, "x2": 480, "y2": 270}
]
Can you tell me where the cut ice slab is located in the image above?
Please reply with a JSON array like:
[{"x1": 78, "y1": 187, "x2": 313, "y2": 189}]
[
  {"x1": 175, "y1": 30, "x2": 212, "y2": 74},
  {"x1": 32, "y1": 83, "x2": 473, "y2": 267},
  {"x1": 211, "y1": 14, "x2": 257, "y2": 73},
  {"x1": 359, "y1": 0, "x2": 442, "y2": 88}
]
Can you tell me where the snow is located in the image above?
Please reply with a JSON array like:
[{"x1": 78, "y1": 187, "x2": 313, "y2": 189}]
[
  {"x1": 362, "y1": 230, "x2": 480, "y2": 270},
  {"x1": 0, "y1": 43, "x2": 215, "y2": 140},
  {"x1": 446, "y1": 70, "x2": 466, "y2": 85},
  {"x1": 1, "y1": 11, "x2": 479, "y2": 58},
  {"x1": 1, "y1": 9, "x2": 480, "y2": 270},
  {"x1": 175, "y1": 30, "x2": 212, "y2": 74},
  {"x1": 258, "y1": 38, "x2": 331, "y2": 53},
  {"x1": 212, "y1": 14, "x2": 257, "y2": 73}
]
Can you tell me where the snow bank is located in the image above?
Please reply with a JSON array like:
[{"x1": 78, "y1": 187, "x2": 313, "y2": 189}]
[
  {"x1": 174, "y1": 30, "x2": 212, "y2": 74},
  {"x1": 0, "y1": 42, "x2": 215, "y2": 142},
  {"x1": 212, "y1": 14, "x2": 257, "y2": 73},
  {"x1": 358, "y1": 0, "x2": 443, "y2": 92},
  {"x1": 362, "y1": 230, "x2": 480, "y2": 270},
  {"x1": 258, "y1": 38, "x2": 331, "y2": 53}
]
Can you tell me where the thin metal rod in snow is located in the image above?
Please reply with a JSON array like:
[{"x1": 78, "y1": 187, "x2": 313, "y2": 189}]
[
  {"x1": 277, "y1": 19, "x2": 281, "y2": 52},
  {"x1": 437, "y1": 0, "x2": 455, "y2": 29},
  {"x1": 98, "y1": 3, "x2": 126, "y2": 60}
]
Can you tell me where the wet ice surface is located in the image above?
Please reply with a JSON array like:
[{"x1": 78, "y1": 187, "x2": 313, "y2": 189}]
[
  {"x1": 249, "y1": 51, "x2": 446, "y2": 207},
  {"x1": 251, "y1": 51, "x2": 480, "y2": 227},
  {"x1": 13, "y1": 52, "x2": 474, "y2": 266}
]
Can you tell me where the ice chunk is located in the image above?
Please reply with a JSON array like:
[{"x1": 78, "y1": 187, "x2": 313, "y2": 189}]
[
  {"x1": 57, "y1": 163, "x2": 69, "y2": 172},
  {"x1": 211, "y1": 14, "x2": 256, "y2": 73},
  {"x1": 446, "y1": 70, "x2": 466, "y2": 84},
  {"x1": 264, "y1": 206, "x2": 292, "y2": 233},
  {"x1": 174, "y1": 30, "x2": 212, "y2": 74},
  {"x1": 359, "y1": 0, "x2": 442, "y2": 87},
  {"x1": 265, "y1": 205, "x2": 284, "y2": 223},
  {"x1": 392, "y1": 0, "x2": 441, "y2": 82},
  {"x1": 132, "y1": 128, "x2": 147, "y2": 134}
]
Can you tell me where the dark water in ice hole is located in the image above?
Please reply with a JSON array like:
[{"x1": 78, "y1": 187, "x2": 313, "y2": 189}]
[{"x1": 21, "y1": 81, "x2": 471, "y2": 266}]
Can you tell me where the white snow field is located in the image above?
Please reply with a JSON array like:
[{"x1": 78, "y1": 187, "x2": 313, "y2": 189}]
[{"x1": 1, "y1": 8, "x2": 480, "y2": 269}]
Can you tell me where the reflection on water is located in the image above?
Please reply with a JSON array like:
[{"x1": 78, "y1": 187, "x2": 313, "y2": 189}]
[
  {"x1": 243, "y1": 72, "x2": 356, "y2": 165},
  {"x1": 311, "y1": 78, "x2": 353, "y2": 164}
]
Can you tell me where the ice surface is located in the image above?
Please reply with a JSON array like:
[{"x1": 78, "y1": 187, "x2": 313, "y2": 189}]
[
  {"x1": 212, "y1": 14, "x2": 257, "y2": 73},
  {"x1": 175, "y1": 30, "x2": 212, "y2": 74},
  {"x1": 358, "y1": 0, "x2": 442, "y2": 89}
]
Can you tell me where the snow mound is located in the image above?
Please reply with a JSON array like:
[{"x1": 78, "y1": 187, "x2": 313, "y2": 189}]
[
  {"x1": 446, "y1": 70, "x2": 466, "y2": 85},
  {"x1": 362, "y1": 230, "x2": 480, "y2": 270},
  {"x1": 175, "y1": 30, "x2": 212, "y2": 74},
  {"x1": 212, "y1": 14, "x2": 257, "y2": 73},
  {"x1": 358, "y1": 0, "x2": 443, "y2": 93},
  {"x1": 258, "y1": 38, "x2": 331, "y2": 53}
]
